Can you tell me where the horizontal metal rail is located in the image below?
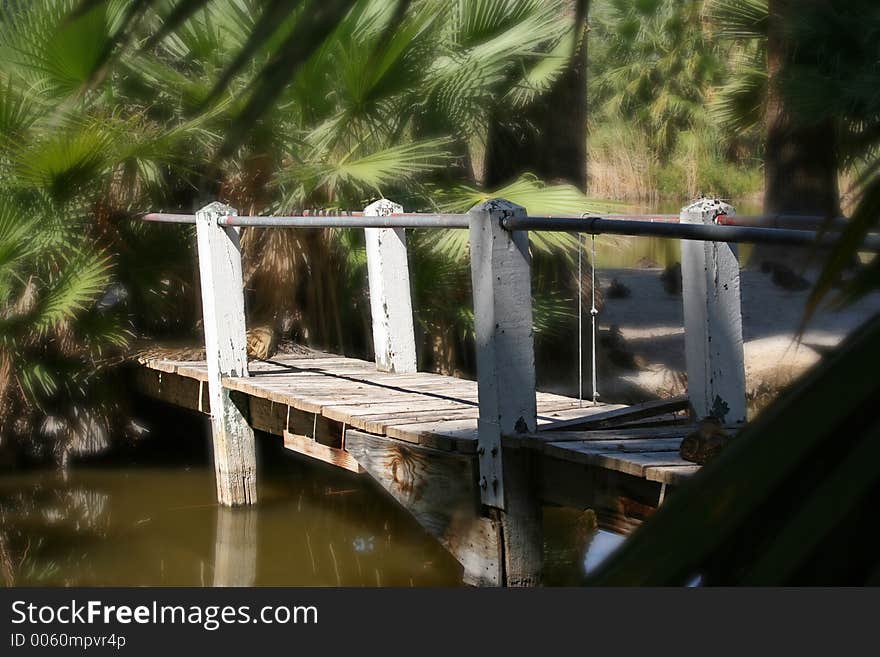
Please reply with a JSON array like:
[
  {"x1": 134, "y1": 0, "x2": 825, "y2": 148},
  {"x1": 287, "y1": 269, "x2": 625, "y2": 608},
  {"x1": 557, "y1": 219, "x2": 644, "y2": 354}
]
[
  {"x1": 220, "y1": 213, "x2": 470, "y2": 228},
  {"x1": 503, "y1": 216, "x2": 880, "y2": 252},
  {"x1": 141, "y1": 212, "x2": 470, "y2": 228},
  {"x1": 141, "y1": 211, "x2": 880, "y2": 251},
  {"x1": 595, "y1": 213, "x2": 849, "y2": 230},
  {"x1": 143, "y1": 211, "x2": 848, "y2": 229},
  {"x1": 719, "y1": 214, "x2": 849, "y2": 230}
]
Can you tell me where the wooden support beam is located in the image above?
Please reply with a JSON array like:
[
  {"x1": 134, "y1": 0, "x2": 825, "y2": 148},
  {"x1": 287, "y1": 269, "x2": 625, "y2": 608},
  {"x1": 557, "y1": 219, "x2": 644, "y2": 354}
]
[
  {"x1": 344, "y1": 429, "x2": 502, "y2": 586},
  {"x1": 364, "y1": 199, "x2": 418, "y2": 373},
  {"x1": 133, "y1": 368, "x2": 210, "y2": 414},
  {"x1": 196, "y1": 201, "x2": 258, "y2": 506},
  {"x1": 283, "y1": 430, "x2": 364, "y2": 473},
  {"x1": 680, "y1": 198, "x2": 747, "y2": 425},
  {"x1": 469, "y1": 198, "x2": 542, "y2": 586},
  {"x1": 469, "y1": 198, "x2": 538, "y2": 507}
]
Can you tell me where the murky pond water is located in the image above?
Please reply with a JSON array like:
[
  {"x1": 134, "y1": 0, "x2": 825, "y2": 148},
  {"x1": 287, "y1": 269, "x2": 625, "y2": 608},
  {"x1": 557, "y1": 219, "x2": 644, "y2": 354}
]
[{"x1": 0, "y1": 409, "x2": 609, "y2": 586}]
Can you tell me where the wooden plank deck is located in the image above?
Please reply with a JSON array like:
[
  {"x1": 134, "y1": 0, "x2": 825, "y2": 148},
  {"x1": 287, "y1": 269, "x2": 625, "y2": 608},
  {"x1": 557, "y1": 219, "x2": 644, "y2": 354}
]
[
  {"x1": 134, "y1": 350, "x2": 702, "y2": 536},
  {"x1": 136, "y1": 351, "x2": 699, "y2": 480}
]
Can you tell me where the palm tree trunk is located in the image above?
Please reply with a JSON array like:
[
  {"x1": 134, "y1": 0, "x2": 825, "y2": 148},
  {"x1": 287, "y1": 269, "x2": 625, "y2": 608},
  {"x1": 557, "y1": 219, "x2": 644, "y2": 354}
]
[
  {"x1": 753, "y1": 0, "x2": 841, "y2": 269},
  {"x1": 485, "y1": 1, "x2": 589, "y2": 190}
]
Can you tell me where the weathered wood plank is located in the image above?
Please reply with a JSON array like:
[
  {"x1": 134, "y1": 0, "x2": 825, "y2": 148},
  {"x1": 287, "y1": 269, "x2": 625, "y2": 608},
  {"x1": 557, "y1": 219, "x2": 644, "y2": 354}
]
[
  {"x1": 644, "y1": 464, "x2": 701, "y2": 485},
  {"x1": 134, "y1": 368, "x2": 210, "y2": 414},
  {"x1": 537, "y1": 396, "x2": 688, "y2": 432},
  {"x1": 283, "y1": 430, "x2": 364, "y2": 473},
  {"x1": 536, "y1": 403, "x2": 628, "y2": 423},
  {"x1": 546, "y1": 438, "x2": 683, "y2": 453},
  {"x1": 544, "y1": 443, "x2": 690, "y2": 477},
  {"x1": 387, "y1": 419, "x2": 480, "y2": 452},
  {"x1": 510, "y1": 424, "x2": 697, "y2": 448},
  {"x1": 248, "y1": 398, "x2": 343, "y2": 447}
]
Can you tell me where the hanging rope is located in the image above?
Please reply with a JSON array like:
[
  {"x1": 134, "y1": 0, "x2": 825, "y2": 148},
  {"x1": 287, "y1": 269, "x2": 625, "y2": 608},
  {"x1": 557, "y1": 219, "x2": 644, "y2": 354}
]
[
  {"x1": 578, "y1": 233, "x2": 584, "y2": 406},
  {"x1": 591, "y1": 234, "x2": 600, "y2": 405},
  {"x1": 577, "y1": 233, "x2": 583, "y2": 407},
  {"x1": 578, "y1": 226, "x2": 601, "y2": 407}
]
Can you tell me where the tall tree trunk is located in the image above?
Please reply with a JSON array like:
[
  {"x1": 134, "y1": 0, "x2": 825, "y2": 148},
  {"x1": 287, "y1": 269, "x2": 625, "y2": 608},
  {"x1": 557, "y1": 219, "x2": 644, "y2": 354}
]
[
  {"x1": 753, "y1": 0, "x2": 840, "y2": 269},
  {"x1": 485, "y1": 1, "x2": 589, "y2": 191}
]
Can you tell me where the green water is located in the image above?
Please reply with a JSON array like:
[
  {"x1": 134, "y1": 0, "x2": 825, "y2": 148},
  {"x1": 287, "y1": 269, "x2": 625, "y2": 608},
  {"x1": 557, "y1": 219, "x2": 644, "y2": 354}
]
[
  {"x1": 0, "y1": 462, "x2": 459, "y2": 586},
  {"x1": 0, "y1": 417, "x2": 597, "y2": 587}
]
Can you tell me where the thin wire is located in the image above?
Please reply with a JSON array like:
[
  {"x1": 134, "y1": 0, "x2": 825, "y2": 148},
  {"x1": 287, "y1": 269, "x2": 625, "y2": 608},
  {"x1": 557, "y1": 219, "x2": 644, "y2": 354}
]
[
  {"x1": 577, "y1": 233, "x2": 583, "y2": 407},
  {"x1": 591, "y1": 234, "x2": 600, "y2": 405}
]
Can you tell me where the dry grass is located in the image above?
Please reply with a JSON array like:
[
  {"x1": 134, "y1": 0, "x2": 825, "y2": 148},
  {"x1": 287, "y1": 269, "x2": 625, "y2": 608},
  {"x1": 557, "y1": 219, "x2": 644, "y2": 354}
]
[{"x1": 587, "y1": 123, "x2": 658, "y2": 201}]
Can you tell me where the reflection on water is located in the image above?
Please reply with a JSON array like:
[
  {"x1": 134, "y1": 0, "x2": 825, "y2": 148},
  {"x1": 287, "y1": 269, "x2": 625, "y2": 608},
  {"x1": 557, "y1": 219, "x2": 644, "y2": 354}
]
[
  {"x1": 0, "y1": 436, "x2": 609, "y2": 586},
  {"x1": 0, "y1": 459, "x2": 466, "y2": 586},
  {"x1": 584, "y1": 531, "x2": 626, "y2": 573}
]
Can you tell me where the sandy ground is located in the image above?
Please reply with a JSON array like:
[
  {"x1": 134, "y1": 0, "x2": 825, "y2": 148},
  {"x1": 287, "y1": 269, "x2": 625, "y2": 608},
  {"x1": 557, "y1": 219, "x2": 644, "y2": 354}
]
[{"x1": 595, "y1": 268, "x2": 880, "y2": 406}]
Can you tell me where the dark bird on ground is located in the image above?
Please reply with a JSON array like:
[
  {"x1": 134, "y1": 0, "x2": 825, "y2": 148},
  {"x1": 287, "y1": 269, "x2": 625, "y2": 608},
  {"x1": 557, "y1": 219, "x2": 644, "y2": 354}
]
[
  {"x1": 600, "y1": 325, "x2": 640, "y2": 371},
  {"x1": 761, "y1": 262, "x2": 811, "y2": 292},
  {"x1": 660, "y1": 262, "x2": 682, "y2": 295},
  {"x1": 606, "y1": 278, "x2": 631, "y2": 299}
]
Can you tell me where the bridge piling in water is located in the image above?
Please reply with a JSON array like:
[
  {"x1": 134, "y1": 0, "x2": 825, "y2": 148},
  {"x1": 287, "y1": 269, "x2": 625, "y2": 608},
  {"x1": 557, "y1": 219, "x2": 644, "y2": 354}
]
[
  {"x1": 469, "y1": 199, "x2": 543, "y2": 586},
  {"x1": 195, "y1": 202, "x2": 258, "y2": 506}
]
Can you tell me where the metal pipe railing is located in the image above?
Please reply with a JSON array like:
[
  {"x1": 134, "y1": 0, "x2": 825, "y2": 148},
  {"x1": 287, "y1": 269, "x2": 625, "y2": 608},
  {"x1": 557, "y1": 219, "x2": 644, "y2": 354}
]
[
  {"x1": 501, "y1": 215, "x2": 880, "y2": 252},
  {"x1": 718, "y1": 214, "x2": 849, "y2": 230},
  {"x1": 141, "y1": 212, "x2": 470, "y2": 228},
  {"x1": 563, "y1": 213, "x2": 850, "y2": 230},
  {"x1": 141, "y1": 211, "x2": 880, "y2": 251},
  {"x1": 219, "y1": 213, "x2": 470, "y2": 229}
]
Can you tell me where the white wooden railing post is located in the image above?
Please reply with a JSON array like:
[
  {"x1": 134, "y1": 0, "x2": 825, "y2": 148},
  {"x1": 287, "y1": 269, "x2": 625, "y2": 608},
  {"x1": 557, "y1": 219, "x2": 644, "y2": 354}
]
[
  {"x1": 680, "y1": 198, "x2": 747, "y2": 425},
  {"x1": 469, "y1": 199, "x2": 541, "y2": 586},
  {"x1": 195, "y1": 202, "x2": 258, "y2": 506},
  {"x1": 364, "y1": 199, "x2": 417, "y2": 373}
]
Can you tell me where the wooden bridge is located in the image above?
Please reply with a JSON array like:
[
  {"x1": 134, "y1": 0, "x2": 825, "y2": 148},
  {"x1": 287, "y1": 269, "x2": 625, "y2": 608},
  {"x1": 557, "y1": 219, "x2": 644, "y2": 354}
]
[{"x1": 134, "y1": 197, "x2": 752, "y2": 586}]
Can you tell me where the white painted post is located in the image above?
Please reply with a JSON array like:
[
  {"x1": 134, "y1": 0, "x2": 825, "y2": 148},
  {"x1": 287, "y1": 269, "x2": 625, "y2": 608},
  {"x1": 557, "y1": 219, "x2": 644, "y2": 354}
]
[
  {"x1": 195, "y1": 202, "x2": 258, "y2": 506},
  {"x1": 469, "y1": 199, "x2": 538, "y2": 508},
  {"x1": 364, "y1": 199, "x2": 418, "y2": 373},
  {"x1": 680, "y1": 198, "x2": 747, "y2": 425},
  {"x1": 469, "y1": 199, "x2": 541, "y2": 586}
]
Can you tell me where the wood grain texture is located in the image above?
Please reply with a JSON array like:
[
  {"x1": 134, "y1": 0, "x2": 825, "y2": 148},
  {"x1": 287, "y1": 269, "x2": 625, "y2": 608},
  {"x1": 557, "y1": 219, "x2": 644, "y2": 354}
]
[
  {"x1": 135, "y1": 350, "x2": 701, "y2": 537},
  {"x1": 283, "y1": 430, "x2": 364, "y2": 473},
  {"x1": 536, "y1": 397, "x2": 688, "y2": 432},
  {"x1": 344, "y1": 429, "x2": 501, "y2": 586}
]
